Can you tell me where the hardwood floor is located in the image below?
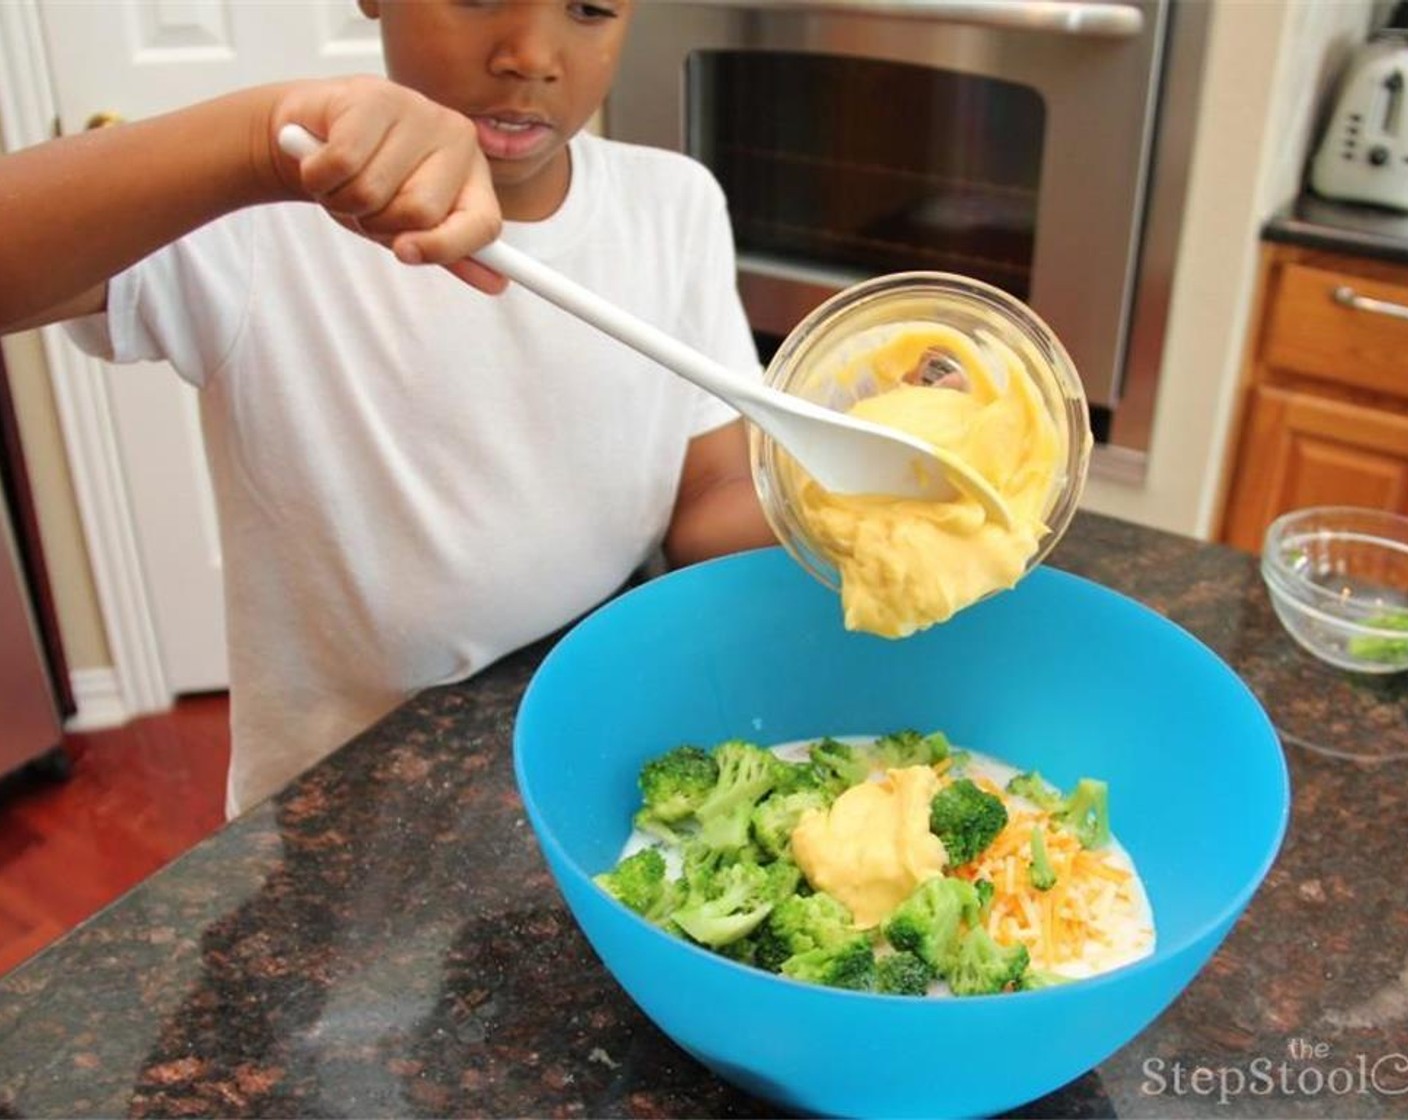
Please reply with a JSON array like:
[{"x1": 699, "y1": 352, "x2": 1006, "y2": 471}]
[{"x1": 0, "y1": 692, "x2": 230, "y2": 977}]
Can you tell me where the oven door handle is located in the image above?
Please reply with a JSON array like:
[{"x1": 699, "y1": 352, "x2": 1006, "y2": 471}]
[{"x1": 691, "y1": 0, "x2": 1145, "y2": 38}]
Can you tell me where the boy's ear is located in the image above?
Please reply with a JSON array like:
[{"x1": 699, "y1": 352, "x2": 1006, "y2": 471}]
[{"x1": 357, "y1": 0, "x2": 380, "y2": 18}]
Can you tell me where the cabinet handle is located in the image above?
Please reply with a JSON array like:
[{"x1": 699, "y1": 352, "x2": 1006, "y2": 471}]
[{"x1": 1331, "y1": 284, "x2": 1408, "y2": 322}]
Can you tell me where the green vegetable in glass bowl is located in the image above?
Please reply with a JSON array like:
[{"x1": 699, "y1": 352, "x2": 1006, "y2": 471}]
[{"x1": 1346, "y1": 610, "x2": 1408, "y2": 664}]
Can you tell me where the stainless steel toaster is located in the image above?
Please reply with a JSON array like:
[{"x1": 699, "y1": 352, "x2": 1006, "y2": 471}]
[{"x1": 1311, "y1": 8, "x2": 1408, "y2": 213}]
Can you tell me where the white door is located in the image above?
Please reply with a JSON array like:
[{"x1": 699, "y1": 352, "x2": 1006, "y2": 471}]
[{"x1": 36, "y1": 0, "x2": 384, "y2": 695}]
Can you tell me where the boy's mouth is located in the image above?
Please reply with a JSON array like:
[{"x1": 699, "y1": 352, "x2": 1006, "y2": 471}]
[{"x1": 473, "y1": 114, "x2": 553, "y2": 162}]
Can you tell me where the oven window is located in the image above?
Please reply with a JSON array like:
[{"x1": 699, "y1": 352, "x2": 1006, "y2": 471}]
[{"x1": 688, "y1": 51, "x2": 1045, "y2": 299}]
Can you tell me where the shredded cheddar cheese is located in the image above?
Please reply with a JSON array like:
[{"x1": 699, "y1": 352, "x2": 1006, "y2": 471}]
[{"x1": 951, "y1": 790, "x2": 1152, "y2": 975}]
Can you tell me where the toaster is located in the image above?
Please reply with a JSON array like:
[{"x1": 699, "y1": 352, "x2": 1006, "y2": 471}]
[{"x1": 1310, "y1": 12, "x2": 1408, "y2": 213}]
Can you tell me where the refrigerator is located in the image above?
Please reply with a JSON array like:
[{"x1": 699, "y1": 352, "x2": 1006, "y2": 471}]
[
  {"x1": 0, "y1": 488, "x2": 63, "y2": 776},
  {"x1": 0, "y1": 350, "x2": 67, "y2": 780}
]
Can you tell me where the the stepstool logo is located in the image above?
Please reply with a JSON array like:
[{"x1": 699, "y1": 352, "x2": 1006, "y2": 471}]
[{"x1": 1141, "y1": 1037, "x2": 1408, "y2": 1106}]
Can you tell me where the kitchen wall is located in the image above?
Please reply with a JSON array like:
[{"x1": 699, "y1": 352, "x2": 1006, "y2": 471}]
[
  {"x1": 1081, "y1": 0, "x2": 1378, "y2": 537},
  {"x1": 0, "y1": 0, "x2": 1387, "y2": 712}
]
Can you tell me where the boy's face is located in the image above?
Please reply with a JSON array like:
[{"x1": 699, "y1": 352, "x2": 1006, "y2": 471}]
[{"x1": 360, "y1": 0, "x2": 633, "y2": 221}]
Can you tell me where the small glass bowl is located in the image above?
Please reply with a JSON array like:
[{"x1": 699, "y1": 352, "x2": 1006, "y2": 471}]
[
  {"x1": 1261, "y1": 506, "x2": 1408, "y2": 674},
  {"x1": 748, "y1": 271, "x2": 1093, "y2": 592}
]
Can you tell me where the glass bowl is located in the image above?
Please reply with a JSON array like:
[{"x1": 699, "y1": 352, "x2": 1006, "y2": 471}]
[
  {"x1": 748, "y1": 271, "x2": 1093, "y2": 593},
  {"x1": 1260, "y1": 506, "x2": 1408, "y2": 674}
]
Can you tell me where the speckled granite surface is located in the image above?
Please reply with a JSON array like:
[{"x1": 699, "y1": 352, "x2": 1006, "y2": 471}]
[{"x1": 1, "y1": 511, "x2": 1405, "y2": 1119}]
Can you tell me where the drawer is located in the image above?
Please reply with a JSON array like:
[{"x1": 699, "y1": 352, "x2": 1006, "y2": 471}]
[{"x1": 1264, "y1": 262, "x2": 1408, "y2": 399}]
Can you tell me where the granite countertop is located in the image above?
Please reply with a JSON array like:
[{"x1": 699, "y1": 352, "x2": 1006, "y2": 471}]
[
  {"x1": 1263, "y1": 192, "x2": 1408, "y2": 265},
  {"x1": 1, "y1": 511, "x2": 1406, "y2": 1118}
]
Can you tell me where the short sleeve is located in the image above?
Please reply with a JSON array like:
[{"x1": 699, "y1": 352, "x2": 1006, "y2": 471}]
[{"x1": 62, "y1": 210, "x2": 258, "y2": 389}]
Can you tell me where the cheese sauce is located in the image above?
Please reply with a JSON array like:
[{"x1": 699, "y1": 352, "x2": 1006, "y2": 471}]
[{"x1": 783, "y1": 325, "x2": 1071, "y2": 638}]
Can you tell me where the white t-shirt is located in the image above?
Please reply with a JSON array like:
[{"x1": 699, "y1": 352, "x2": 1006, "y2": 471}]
[{"x1": 67, "y1": 132, "x2": 760, "y2": 816}]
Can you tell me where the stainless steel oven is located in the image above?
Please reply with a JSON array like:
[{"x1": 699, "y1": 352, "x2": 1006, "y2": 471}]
[{"x1": 607, "y1": 0, "x2": 1206, "y2": 448}]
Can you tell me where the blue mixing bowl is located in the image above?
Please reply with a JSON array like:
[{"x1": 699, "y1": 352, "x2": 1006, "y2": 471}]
[{"x1": 514, "y1": 548, "x2": 1289, "y2": 1118}]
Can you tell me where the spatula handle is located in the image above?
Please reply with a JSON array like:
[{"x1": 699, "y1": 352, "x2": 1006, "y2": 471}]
[{"x1": 472, "y1": 240, "x2": 773, "y2": 413}]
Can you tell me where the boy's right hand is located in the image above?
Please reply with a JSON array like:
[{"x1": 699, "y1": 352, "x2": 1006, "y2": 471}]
[{"x1": 270, "y1": 76, "x2": 506, "y2": 295}]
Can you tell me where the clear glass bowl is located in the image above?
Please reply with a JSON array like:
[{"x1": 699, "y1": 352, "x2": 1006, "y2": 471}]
[
  {"x1": 748, "y1": 271, "x2": 1093, "y2": 592},
  {"x1": 1261, "y1": 506, "x2": 1408, "y2": 674}
]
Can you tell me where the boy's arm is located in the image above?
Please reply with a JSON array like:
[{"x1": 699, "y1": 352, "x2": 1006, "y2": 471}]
[
  {"x1": 0, "y1": 87, "x2": 278, "y2": 332},
  {"x1": 0, "y1": 76, "x2": 502, "y2": 334},
  {"x1": 663, "y1": 419, "x2": 778, "y2": 568}
]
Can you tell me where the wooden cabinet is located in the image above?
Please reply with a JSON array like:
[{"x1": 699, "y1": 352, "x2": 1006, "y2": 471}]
[{"x1": 1218, "y1": 243, "x2": 1408, "y2": 552}]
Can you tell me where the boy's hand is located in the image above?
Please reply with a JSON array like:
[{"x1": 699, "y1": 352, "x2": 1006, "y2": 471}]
[{"x1": 271, "y1": 76, "x2": 506, "y2": 295}]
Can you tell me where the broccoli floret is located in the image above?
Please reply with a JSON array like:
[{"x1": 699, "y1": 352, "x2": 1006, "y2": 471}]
[
  {"x1": 755, "y1": 891, "x2": 857, "y2": 973},
  {"x1": 1008, "y1": 773, "x2": 1112, "y2": 850},
  {"x1": 875, "y1": 951, "x2": 937, "y2": 996},
  {"x1": 808, "y1": 737, "x2": 871, "y2": 793},
  {"x1": 631, "y1": 808, "x2": 687, "y2": 847},
  {"x1": 763, "y1": 856, "x2": 803, "y2": 903},
  {"x1": 973, "y1": 877, "x2": 995, "y2": 923},
  {"x1": 678, "y1": 836, "x2": 783, "y2": 889},
  {"x1": 780, "y1": 934, "x2": 877, "y2": 991},
  {"x1": 929, "y1": 778, "x2": 1008, "y2": 867},
  {"x1": 946, "y1": 749, "x2": 972, "y2": 775},
  {"x1": 772, "y1": 757, "x2": 835, "y2": 796},
  {"x1": 593, "y1": 847, "x2": 671, "y2": 916},
  {"x1": 1017, "y1": 968, "x2": 1073, "y2": 992},
  {"x1": 694, "y1": 740, "x2": 783, "y2": 852},
  {"x1": 1005, "y1": 770, "x2": 1065, "y2": 813},
  {"x1": 637, "y1": 745, "x2": 718, "y2": 824},
  {"x1": 881, "y1": 875, "x2": 980, "y2": 976},
  {"x1": 1056, "y1": 778, "x2": 1110, "y2": 850},
  {"x1": 1028, "y1": 825, "x2": 1057, "y2": 892},
  {"x1": 751, "y1": 788, "x2": 829, "y2": 860},
  {"x1": 671, "y1": 860, "x2": 778, "y2": 948},
  {"x1": 679, "y1": 837, "x2": 727, "y2": 894},
  {"x1": 715, "y1": 935, "x2": 759, "y2": 967},
  {"x1": 1347, "y1": 609, "x2": 1408, "y2": 663},
  {"x1": 947, "y1": 926, "x2": 1030, "y2": 995},
  {"x1": 868, "y1": 729, "x2": 951, "y2": 770}
]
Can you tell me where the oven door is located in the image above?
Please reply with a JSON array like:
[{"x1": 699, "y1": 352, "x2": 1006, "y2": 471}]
[{"x1": 607, "y1": 0, "x2": 1169, "y2": 416}]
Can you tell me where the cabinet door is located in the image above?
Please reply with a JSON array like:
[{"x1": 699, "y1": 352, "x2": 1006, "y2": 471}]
[{"x1": 1222, "y1": 386, "x2": 1408, "y2": 553}]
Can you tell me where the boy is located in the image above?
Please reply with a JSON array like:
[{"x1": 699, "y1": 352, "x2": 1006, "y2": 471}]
[{"x1": 0, "y1": 0, "x2": 776, "y2": 816}]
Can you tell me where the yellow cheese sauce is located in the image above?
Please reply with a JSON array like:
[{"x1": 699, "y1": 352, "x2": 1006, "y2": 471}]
[
  {"x1": 783, "y1": 325, "x2": 1070, "y2": 638},
  {"x1": 789, "y1": 764, "x2": 947, "y2": 929}
]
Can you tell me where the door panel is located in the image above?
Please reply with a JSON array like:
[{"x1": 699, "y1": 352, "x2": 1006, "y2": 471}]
[
  {"x1": 104, "y1": 365, "x2": 229, "y2": 693},
  {"x1": 36, "y1": 0, "x2": 383, "y2": 693},
  {"x1": 1221, "y1": 385, "x2": 1408, "y2": 553}
]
